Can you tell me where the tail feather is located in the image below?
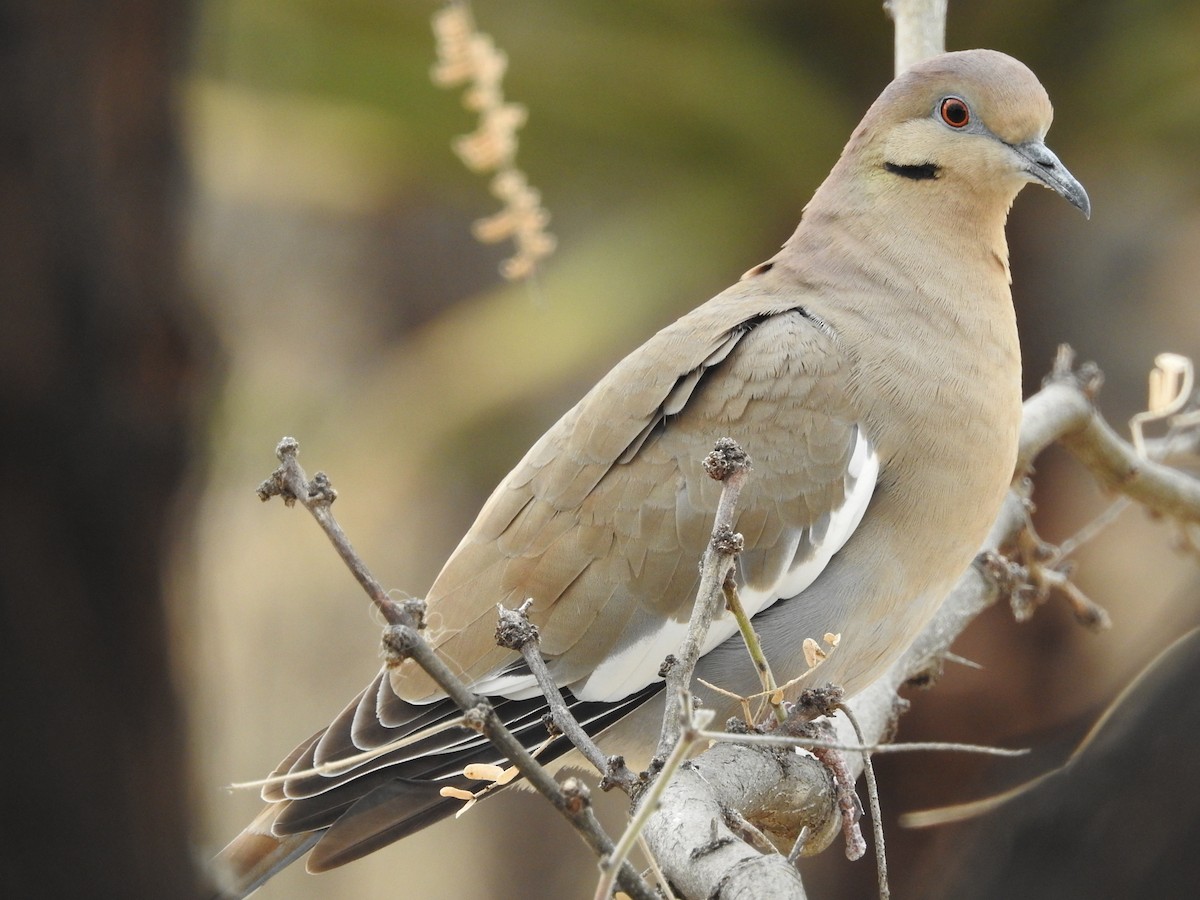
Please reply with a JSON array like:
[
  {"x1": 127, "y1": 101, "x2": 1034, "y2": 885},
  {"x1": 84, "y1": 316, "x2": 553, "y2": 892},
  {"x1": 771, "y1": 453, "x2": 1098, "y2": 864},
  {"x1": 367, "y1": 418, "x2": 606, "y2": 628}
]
[
  {"x1": 210, "y1": 805, "x2": 320, "y2": 899},
  {"x1": 308, "y1": 779, "x2": 459, "y2": 872},
  {"x1": 211, "y1": 678, "x2": 666, "y2": 893}
]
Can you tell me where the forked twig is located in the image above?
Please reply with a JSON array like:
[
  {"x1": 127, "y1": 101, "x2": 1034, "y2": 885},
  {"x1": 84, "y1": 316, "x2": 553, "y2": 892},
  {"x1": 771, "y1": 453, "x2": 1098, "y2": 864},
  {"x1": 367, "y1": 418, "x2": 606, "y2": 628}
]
[
  {"x1": 257, "y1": 437, "x2": 416, "y2": 628},
  {"x1": 257, "y1": 437, "x2": 656, "y2": 900},
  {"x1": 596, "y1": 702, "x2": 713, "y2": 900},
  {"x1": 495, "y1": 600, "x2": 638, "y2": 792},
  {"x1": 721, "y1": 570, "x2": 786, "y2": 724},
  {"x1": 656, "y1": 437, "x2": 752, "y2": 759}
]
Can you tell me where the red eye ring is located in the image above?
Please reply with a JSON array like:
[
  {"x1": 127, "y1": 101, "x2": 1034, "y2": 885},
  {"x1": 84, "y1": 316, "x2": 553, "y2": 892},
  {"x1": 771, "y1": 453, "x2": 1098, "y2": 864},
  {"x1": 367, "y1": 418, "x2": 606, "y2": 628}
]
[{"x1": 939, "y1": 96, "x2": 971, "y2": 128}]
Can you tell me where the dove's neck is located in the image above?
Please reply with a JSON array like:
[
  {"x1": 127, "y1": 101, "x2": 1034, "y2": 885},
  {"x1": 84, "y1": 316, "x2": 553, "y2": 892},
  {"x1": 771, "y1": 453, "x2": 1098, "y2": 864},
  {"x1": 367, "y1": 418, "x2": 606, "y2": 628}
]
[
  {"x1": 784, "y1": 156, "x2": 1020, "y2": 294},
  {"x1": 775, "y1": 155, "x2": 1025, "y2": 569}
]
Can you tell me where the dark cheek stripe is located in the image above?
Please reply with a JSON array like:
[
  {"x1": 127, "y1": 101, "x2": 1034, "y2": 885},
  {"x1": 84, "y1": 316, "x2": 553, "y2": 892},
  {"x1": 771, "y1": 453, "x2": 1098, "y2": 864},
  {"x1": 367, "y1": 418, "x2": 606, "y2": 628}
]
[{"x1": 884, "y1": 162, "x2": 940, "y2": 180}]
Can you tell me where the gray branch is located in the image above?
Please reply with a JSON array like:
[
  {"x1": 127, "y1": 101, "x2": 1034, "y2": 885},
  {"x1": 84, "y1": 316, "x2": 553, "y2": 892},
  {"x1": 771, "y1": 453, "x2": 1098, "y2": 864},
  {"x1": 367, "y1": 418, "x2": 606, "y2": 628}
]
[
  {"x1": 257, "y1": 439, "x2": 658, "y2": 900},
  {"x1": 637, "y1": 349, "x2": 1200, "y2": 898},
  {"x1": 885, "y1": 0, "x2": 948, "y2": 74}
]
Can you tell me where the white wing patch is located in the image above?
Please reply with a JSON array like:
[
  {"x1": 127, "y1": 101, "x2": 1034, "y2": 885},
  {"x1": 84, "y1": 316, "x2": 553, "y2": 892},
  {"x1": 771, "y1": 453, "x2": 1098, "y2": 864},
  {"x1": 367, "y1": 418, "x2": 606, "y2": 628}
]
[
  {"x1": 471, "y1": 668, "x2": 543, "y2": 699},
  {"x1": 575, "y1": 428, "x2": 878, "y2": 703},
  {"x1": 473, "y1": 429, "x2": 880, "y2": 703}
]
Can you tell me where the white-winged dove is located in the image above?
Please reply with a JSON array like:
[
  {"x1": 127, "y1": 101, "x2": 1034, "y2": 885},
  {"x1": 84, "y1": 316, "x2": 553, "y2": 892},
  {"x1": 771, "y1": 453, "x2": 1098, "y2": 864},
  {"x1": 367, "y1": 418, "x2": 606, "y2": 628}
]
[{"x1": 214, "y1": 49, "x2": 1089, "y2": 896}]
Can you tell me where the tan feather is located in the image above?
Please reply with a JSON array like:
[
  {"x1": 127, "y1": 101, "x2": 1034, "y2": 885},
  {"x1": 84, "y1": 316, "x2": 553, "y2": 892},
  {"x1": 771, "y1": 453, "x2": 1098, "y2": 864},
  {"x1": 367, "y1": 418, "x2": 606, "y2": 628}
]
[{"x1": 213, "y1": 50, "x2": 1090, "y2": 893}]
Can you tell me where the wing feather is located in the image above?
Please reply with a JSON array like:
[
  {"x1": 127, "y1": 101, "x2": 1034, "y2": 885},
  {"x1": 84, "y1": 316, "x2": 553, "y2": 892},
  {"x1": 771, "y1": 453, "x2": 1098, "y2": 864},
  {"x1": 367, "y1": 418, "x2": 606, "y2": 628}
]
[
  {"x1": 389, "y1": 281, "x2": 867, "y2": 707},
  {"x1": 240, "y1": 279, "x2": 883, "y2": 879}
]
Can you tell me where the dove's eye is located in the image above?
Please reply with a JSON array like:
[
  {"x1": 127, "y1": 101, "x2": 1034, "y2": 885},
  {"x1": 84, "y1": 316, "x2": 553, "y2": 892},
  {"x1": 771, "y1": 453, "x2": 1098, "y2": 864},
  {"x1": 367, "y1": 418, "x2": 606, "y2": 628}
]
[{"x1": 939, "y1": 96, "x2": 971, "y2": 128}]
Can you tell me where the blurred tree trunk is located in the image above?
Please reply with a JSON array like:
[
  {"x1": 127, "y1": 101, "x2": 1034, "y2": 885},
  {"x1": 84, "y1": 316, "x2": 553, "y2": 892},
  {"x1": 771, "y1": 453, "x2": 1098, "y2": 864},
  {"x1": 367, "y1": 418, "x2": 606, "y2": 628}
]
[{"x1": 0, "y1": 2, "x2": 209, "y2": 896}]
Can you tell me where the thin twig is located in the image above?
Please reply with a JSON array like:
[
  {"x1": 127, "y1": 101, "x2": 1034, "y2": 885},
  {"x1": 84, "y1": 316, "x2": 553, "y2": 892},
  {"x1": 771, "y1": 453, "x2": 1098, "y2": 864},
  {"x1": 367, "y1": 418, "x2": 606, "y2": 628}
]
[
  {"x1": 1019, "y1": 348, "x2": 1200, "y2": 523},
  {"x1": 722, "y1": 570, "x2": 786, "y2": 724},
  {"x1": 841, "y1": 703, "x2": 890, "y2": 900},
  {"x1": 383, "y1": 636, "x2": 655, "y2": 899},
  {"x1": 657, "y1": 438, "x2": 752, "y2": 759},
  {"x1": 496, "y1": 601, "x2": 638, "y2": 792},
  {"x1": 636, "y1": 832, "x2": 678, "y2": 900},
  {"x1": 1033, "y1": 566, "x2": 1113, "y2": 629},
  {"x1": 901, "y1": 628, "x2": 1200, "y2": 829},
  {"x1": 597, "y1": 702, "x2": 713, "y2": 900},
  {"x1": 259, "y1": 438, "x2": 656, "y2": 900},
  {"x1": 724, "y1": 806, "x2": 780, "y2": 856},
  {"x1": 695, "y1": 641, "x2": 836, "y2": 726},
  {"x1": 818, "y1": 741, "x2": 866, "y2": 860},
  {"x1": 258, "y1": 437, "x2": 415, "y2": 627},
  {"x1": 699, "y1": 730, "x2": 1028, "y2": 757},
  {"x1": 1052, "y1": 496, "x2": 1131, "y2": 562},
  {"x1": 941, "y1": 651, "x2": 984, "y2": 671},
  {"x1": 786, "y1": 826, "x2": 810, "y2": 866},
  {"x1": 1050, "y1": 387, "x2": 1197, "y2": 564}
]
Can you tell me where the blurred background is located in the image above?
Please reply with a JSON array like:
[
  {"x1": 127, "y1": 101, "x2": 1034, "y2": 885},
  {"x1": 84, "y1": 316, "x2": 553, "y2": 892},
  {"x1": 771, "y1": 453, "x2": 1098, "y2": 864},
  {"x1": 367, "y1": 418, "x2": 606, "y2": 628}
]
[{"x1": 3, "y1": 1, "x2": 1198, "y2": 897}]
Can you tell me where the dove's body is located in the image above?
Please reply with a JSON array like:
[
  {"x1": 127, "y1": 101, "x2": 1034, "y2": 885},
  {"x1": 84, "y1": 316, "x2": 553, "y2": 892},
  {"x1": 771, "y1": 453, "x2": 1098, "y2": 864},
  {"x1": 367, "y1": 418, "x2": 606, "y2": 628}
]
[{"x1": 215, "y1": 49, "x2": 1088, "y2": 895}]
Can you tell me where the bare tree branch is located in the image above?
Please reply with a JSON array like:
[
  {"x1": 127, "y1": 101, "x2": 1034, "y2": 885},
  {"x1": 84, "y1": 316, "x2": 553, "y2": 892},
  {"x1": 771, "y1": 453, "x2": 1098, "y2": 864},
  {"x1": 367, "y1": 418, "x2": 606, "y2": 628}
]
[
  {"x1": 1025, "y1": 351, "x2": 1200, "y2": 522},
  {"x1": 656, "y1": 438, "x2": 753, "y2": 759},
  {"x1": 257, "y1": 438, "x2": 658, "y2": 900},
  {"x1": 495, "y1": 601, "x2": 639, "y2": 793},
  {"x1": 885, "y1": 0, "x2": 948, "y2": 73},
  {"x1": 640, "y1": 741, "x2": 831, "y2": 900},
  {"x1": 638, "y1": 349, "x2": 1200, "y2": 897},
  {"x1": 253, "y1": 339, "x2": 1200, "y2": 900},
  {"x1": 258, "y1": 437, "x2": 417, "y2": 629}
]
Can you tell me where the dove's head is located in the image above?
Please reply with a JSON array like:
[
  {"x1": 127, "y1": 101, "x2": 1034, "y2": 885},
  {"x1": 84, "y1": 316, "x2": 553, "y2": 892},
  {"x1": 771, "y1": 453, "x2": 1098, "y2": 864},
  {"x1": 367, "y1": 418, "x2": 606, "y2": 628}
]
[{"x1": 843, "y1": 49, "x2": 1090, "y2": 218}]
